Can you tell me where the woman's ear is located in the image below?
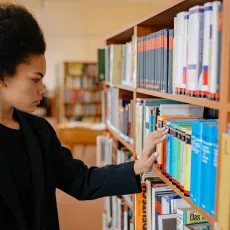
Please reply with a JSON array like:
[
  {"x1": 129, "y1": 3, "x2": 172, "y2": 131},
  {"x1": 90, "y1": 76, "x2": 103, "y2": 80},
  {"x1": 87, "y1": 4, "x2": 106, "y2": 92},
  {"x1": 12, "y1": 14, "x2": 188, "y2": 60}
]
[{"x1": 0, "y1": 80, "x2": 7, "y2": 88}]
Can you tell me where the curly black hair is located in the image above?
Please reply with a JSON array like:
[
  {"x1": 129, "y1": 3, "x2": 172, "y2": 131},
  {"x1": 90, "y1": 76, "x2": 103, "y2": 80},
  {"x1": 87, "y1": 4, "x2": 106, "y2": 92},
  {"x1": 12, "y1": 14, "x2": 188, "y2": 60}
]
[{"x1": 0, "y1": 3, "x2": 46, "y2": 80}]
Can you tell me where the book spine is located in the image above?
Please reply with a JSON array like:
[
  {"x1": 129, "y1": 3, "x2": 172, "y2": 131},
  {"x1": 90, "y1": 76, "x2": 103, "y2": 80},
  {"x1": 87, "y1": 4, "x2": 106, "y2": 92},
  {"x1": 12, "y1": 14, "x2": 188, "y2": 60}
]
[
  {"x1": 210, "y1": 125, "x2": 219, "y2": 216},
  {"x1": 168, "y1": 29, "x2": 174, "y2": 94},
  {"x1": 184, "y1": 132, "x2": 192, "y2": 195},
  {"x1": 180, "y1": 131, "x2": 186, "y2": 191},
  {"x1": 200, "y1": 124, "x2": 212, "y2": 212},
  {"x1": 202, "y1": 3, "x2": 212, "y2": 97}
]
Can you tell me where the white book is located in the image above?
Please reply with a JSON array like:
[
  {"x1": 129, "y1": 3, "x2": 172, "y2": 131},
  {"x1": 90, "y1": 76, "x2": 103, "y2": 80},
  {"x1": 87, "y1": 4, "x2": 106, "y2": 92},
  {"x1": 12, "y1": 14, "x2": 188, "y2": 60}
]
[
  {"x1": 152, "y1": 186, "x2": 172, "y2": 230},
  {"x1": 170, "y1": 198, "x2": 190, "y2": 214},
  {"x1": 136, "y1": 103, "x2": 144, "y2": 158},
  {"x1": 159, "y1": 104, "x2": 204, "y2": 117},
  {"x1": 112, "y1": 196, "x2": 117, "y2": 228},
  {"x1": 146, "y1": 179, "x2": 152, "y2": 230},
  {"x1": 158, "y1": 214, "x2": 177, "y2": 230},
  {"x1": 123, "y1": 211, "x2": 128, "y2": 230},
  {"x1": 176, "y1": 11, "x2": 188, "y2": 92},
  {"x1": 187, "y1": 5, "x2": 204, "y2": 94},
  {"x1": 183, "y1": 12, "x2": 189, "y2": 93},
  {"x1": 210, "y1": 1, "x2": 222, "y2": 95},
  {"x1": 117, "y1": 198, "x2": 122, "y2": 230},
  {"x1": 202, "y1": 2, "x2": 213, "y2": 94},
  {"x1": 132, "y1": 35, "x2": 137, "y2": 87},
  {"x1": 161, "y1": 196, "x2": 170, "y2": 214}
]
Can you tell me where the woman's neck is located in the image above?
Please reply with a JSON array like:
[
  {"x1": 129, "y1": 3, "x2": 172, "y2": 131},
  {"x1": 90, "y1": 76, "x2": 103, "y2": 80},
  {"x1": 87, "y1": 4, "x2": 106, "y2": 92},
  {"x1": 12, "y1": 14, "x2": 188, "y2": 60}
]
[{"x1": 0, "y1": 101, "x2": 19, "y2": 130}]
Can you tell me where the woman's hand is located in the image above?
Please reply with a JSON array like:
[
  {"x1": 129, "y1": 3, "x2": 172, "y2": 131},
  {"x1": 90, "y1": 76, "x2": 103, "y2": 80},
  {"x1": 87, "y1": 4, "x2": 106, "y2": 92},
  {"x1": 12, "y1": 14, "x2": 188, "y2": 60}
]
[{"x1": 133, "y1": 127, "x2": 168, "y2": 175}]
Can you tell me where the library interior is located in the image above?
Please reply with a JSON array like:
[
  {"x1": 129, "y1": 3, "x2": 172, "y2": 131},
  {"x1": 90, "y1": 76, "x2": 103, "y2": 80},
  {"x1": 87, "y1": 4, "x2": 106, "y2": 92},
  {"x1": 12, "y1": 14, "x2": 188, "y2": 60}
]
[{"x1": 0, "y1": 0, "x2": 229, "y2": 229}]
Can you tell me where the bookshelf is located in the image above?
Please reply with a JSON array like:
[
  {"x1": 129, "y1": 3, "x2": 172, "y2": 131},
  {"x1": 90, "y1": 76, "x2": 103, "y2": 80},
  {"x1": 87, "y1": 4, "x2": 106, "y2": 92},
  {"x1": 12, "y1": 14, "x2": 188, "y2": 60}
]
[
  {"x1": 58, "y1": 61, "x2": 102, "y2": 124},
  {"x1": 99, "y1": 0, "x2": 230, "y2": 229}
]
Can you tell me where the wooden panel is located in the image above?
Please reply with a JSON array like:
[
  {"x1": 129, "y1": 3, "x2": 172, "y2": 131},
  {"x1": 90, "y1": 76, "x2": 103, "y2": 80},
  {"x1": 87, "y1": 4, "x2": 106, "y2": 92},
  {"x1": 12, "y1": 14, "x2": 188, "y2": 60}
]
[
  {"x1": 56, "y1": 126, "x2": 104, "y2": 146},
  {"x1": 106, "y1": 27, "x2": 134, "y2": 44},
  {"x1": 216, "y1": 0, "x2": 230, "y2": 227},
  {"x1": 137, "y1": 88, "x2": 220, "y2": 109}
]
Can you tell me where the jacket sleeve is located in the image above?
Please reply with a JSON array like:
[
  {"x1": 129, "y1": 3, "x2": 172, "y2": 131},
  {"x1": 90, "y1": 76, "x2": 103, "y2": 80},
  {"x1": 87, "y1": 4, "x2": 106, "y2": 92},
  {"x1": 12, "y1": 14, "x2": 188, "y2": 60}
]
[{"x1": 46, "y1": 121, "x2": 142, "y2": 200}]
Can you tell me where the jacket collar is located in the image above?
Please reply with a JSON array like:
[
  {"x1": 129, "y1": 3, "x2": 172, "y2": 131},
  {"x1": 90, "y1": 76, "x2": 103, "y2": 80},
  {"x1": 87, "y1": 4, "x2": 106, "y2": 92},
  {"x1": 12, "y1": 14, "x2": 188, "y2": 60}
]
[{"x1": 0, "y1": 109, "x2": 45, "y2": 229}]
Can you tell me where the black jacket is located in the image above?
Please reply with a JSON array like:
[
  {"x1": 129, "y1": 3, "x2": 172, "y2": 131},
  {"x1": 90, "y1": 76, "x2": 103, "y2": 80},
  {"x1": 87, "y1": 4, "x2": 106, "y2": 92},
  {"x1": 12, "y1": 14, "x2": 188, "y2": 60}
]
[{"x1": 0, "y1": 110, "x2": 141, "y2": 230}]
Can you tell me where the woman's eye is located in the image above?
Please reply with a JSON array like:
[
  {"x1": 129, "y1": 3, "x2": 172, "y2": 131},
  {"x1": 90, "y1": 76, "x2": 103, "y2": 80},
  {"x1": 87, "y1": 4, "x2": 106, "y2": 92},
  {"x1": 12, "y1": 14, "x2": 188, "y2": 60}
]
[{"x1": 33, "y1": 79, "x2": 40, "y2": 83}]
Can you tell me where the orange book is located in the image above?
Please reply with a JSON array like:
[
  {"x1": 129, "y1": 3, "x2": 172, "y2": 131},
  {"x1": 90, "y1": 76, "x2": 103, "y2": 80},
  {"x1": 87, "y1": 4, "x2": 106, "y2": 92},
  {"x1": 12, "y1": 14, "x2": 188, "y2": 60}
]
[{"x1": 135, "y1": 183, "x2": 147, "y2": 230}]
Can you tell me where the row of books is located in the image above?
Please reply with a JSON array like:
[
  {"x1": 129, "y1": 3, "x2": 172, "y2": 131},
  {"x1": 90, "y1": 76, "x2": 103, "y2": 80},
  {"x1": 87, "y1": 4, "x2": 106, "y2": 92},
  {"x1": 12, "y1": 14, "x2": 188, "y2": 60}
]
[
  {"x1": 135, "y1": 98, "x2": 218, "y2": 217},
  {"x1": 136, "y1": 174, "x2": 213, "y2": 230},
  {"x1": 157, "y1": 119, "x2": 218, "y2": 217},
  {"x1": 98, "y1": 40, "x2": 135, "y2": 86},
  {"x1": 97, "y1": 1, "x2": 222, "y2": 101},
  {"x1": 66, "y1": 62, "x2": 97, "y2": 76},
  {"x1": 135, "y1": 98, "x2": 204, "y2": 156},
  {"x1": 96, "y1": 132, "x2": 215, "y2": 229},
  {"x1": 65, "y1": 76, "x2": 97, "y2": 89},
  {"x1": 103, "y1": 196, "x2": 133, "y2": 230},
  {"x1": 96, "y1": 135, "x2": 132, "y2": 168},
  {"x1": 137, "y1": 1, "x2": 222, "y2": 100},
  {"x1": 97, "y1": 136, "x2": 133, "y2": 230},
  {"x1": 119, "y1": 99, "x2": 134, "y2": 139},
  {"x1": 65, "y1": 103, "x2": 101, "y2": 117},
  {"x1": 64, "y1": 90, "x2": 101, "y2": 103},
  {"x1": 100, "y1": 36, "x2": 135, "y2": 86}
]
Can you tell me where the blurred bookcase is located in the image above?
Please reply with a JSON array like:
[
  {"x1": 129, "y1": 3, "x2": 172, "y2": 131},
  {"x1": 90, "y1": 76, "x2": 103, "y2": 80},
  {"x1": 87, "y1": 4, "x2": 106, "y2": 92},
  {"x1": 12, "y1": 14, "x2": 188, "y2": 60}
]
[{"x1": 56, "y1": 61, "x2": 103, "y2": 124}]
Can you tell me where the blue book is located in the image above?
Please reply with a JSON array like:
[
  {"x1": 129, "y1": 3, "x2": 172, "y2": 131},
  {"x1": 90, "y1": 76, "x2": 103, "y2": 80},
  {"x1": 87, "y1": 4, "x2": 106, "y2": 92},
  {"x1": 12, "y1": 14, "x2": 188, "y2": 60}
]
[
  {"x1": 200, "y1": 124, "x2": 217, "y2": 212},
  {"x1": 209, "y1": 125, "x2": 219, "y2": 216},
  {"x1": 190, "y1": 120, "x2": 218, "y2": 206}
]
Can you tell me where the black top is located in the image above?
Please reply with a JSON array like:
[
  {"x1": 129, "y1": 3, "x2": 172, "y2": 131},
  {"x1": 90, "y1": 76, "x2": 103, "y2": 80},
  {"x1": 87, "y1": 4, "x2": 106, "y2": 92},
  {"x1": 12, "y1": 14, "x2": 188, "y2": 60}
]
[
  {"x1": 0, "y1": 122, "x2": 32, "y2": 228},
  {"x1": 0, "y1": 110, "x2": 141, "y2": 230}
]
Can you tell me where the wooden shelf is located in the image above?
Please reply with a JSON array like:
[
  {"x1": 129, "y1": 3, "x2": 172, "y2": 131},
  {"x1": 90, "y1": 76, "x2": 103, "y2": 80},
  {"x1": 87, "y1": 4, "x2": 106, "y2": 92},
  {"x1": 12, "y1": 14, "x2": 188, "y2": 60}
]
[
  {"x1": 65, "y1": 101, "x2": 101, "y2": 105},
  {"x1": 65, "y1": 88, "x2": 98, "y2": 91},
  {"x1": 137, "y1": 88, "x2": 220, "y2": 110},
  {"x1": 106, "y1": 26, "x2": 134, "y2": 44},
  {"x1": 107, "y1": 126, "x2": 134, "y2": 153},
  {"x1": 66, "y1": 74, "x2": 97, "y2": 78},
  {"x1": 152, "y1": 166, "x2": 214, "y2": 224},
  {"x1": 122, "y1": 195, "x2": 133, "y2": 210},
  {"x1": 104, "y1": 81, "x2": 134, "y2": 92},
  {"x1": 66, "y1": 113, "x2": 101, "y2": 117},
  {"x1": 116, "y1": 84, "x2": 134, "y2": 92}
]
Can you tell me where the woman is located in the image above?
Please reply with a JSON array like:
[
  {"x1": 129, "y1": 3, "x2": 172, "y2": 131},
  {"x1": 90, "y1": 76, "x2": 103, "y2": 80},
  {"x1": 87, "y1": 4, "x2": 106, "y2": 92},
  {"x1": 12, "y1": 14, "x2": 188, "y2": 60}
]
[{"x1": 0, "y1": 3, "x2": 168, "y2": 230}]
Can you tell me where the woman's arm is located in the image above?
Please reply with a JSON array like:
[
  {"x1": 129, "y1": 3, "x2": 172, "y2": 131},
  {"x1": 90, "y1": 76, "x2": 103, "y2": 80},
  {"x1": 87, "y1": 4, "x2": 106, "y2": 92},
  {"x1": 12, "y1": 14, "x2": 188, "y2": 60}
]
[
  {"x1": 56, "y1": 144, "x2": 141, "y2": 200},
  {"x1": 44, "y1": 119, "x2": 167, "y2": 200}
]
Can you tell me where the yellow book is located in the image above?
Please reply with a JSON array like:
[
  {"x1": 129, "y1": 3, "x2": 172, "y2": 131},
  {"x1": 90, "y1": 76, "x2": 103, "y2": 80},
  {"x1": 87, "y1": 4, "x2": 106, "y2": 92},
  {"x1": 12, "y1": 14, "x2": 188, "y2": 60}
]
[
  {"x1": 177, "y1": 208, "x2": 207, "y2": 230},
  {"x1": 217, "y1": 133, "x2": 230, "y2": 230}
]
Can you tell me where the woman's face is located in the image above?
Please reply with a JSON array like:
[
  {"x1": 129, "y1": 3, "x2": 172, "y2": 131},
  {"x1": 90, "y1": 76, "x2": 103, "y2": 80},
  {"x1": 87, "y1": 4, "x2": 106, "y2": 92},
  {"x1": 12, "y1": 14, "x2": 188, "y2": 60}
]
[{"x1": 0, "y1": 55, "x2": 46, "y2": 113}]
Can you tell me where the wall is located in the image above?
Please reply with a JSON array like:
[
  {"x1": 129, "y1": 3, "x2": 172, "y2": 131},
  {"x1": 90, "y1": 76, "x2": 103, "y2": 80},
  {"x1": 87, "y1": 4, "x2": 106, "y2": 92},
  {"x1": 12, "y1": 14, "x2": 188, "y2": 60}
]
[{"x1": 6, "y1": 0, "x2": 174, "y2": 91}]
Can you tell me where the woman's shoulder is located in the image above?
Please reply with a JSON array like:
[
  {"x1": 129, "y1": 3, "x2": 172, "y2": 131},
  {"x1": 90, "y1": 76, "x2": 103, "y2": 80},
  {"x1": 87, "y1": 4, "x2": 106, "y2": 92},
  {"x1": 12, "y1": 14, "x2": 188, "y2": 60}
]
[{"x1": 17, "y1": 110, "x2": 54, "y2": 135}]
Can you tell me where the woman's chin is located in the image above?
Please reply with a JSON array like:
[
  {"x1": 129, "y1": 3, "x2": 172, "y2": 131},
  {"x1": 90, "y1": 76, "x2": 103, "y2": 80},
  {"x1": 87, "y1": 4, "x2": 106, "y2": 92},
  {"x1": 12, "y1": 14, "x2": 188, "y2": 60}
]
[{"x1": 14, "y1": 105, "x2": 38, "y2": 114}]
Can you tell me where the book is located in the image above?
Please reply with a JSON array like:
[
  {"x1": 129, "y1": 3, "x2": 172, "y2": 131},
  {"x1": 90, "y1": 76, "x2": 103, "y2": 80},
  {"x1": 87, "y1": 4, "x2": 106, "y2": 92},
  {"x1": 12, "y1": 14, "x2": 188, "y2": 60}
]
[{"x1": 158, "y1": 214, "x2": 177, "y2": 230}]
